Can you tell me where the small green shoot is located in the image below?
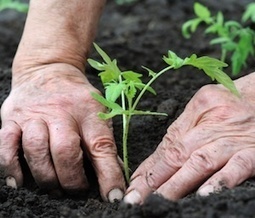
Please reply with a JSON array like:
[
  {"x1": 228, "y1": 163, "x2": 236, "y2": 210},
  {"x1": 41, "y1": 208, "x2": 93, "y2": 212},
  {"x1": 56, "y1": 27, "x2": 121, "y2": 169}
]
[
  {"x1": 242, "y1": 3, "x2": 255, "y2": 23},
  {"x1": 182, "y1": 2, "x2": 255, "y2": 76},
  {"x1": 88, "y1": 43, "x2": 238, "y2": 182},
  {"x1": 114, "y1": 0, "x2": 138, "y2": 5},
  {"x1": 0, "y1": 0, "x2": 28, "y2": 13}
]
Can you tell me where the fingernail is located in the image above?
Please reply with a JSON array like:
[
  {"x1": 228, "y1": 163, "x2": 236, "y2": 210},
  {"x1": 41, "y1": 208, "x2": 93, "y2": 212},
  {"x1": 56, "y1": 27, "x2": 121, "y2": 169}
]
[
  {"x1": 197, "y1": 185, "x2": 215, "y2": 196},
  {"x1": 123, "y1": 189, "x2": 141, "y2": 205},
  {"x1": 6, "y1": 176, "x2": 17, "y2": 189},
  {"x1": 108, "y1": 188, "x2": 124, "y2": 203}
]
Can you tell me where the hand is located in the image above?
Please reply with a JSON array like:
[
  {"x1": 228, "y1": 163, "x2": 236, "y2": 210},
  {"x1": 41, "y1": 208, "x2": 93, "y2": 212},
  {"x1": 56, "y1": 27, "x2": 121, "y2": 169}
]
[
  {"x1": 0, "y1": 63, "x2": 125, "y2": 202},
  {"x1": 124, "y1": 72, "x2": 255, "y2": 204}
]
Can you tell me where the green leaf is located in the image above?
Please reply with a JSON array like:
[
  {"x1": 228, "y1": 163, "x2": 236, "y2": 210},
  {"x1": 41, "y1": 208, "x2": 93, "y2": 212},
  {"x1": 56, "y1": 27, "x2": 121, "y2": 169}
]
[
  {"x1": 142, "y1": 66, "x2": 157, "y2": 77},
  {"x1": 97, "y1": 109, "x2": 124, "y2": 120},
  {"x1": 89, "y1": 44, "x2": 122, "y2": 84},
  {"x1": 87, "y1": 59, "x2": 105, "y2": 71},
  {"x1": 125, "y1": 81, "x2": 137, "y2": 99},
  {"x1": 122, "y1": 71, "x2": 142, "y2": 83},
  {"x1": 134, "y1": 83, "x2": 156, "y2": 95},
  {"x1": 105, "y1": 83, "x2": 126, "y2": 102},
  {"x1": 98, "y1": 69, "x2": 117, "y2": 84},
  {"x1": 242, "y1": 3, "x2": 255, "y2": 23},
  {"x1": 194, "y1": 2, "x2": 211, "y2": 19},
  {"x1": 182, "y1": 18, "x2": 202, "y2": 38},
  {"x1": 163, "y1": 50, "x2": 185, "y2": 68},
  {"x1": 0, "y1": 0, "x2": 28, "y2": 13},
  {"x1": 210, "y1": 37, "x2": 230, "y2": 45},
  {"x1": 93, "y1": 43, "x2": 112, "y2": 65},
  {"x1": 91, "y1": 92, "x2": 123, "y2": 110},
  {"x1": 209, "y1": 68, "x2": 239, "y2": 96},
  {"x1": 183, "y1": 55, "x2": 239, "y2": 96},
  {"x1": 230, "y1": 29, "x2": 254, "y2": 75}
]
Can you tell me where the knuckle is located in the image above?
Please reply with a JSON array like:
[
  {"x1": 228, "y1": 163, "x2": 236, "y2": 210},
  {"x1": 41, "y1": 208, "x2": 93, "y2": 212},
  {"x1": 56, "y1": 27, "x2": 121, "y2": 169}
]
[
  {"x1": 0, "y1": 128, "x2": 20, "y2": 144},
  {"x1": 231, "y1": 152, "x2": 253, "y2": 173},
  {"x1": 89, "y1": 137, "x2": 117, "y2": 157},
  {"x1": 188, "y1": 150, "x2": 216, "y2": 173},
  {"x1": 52, "y1": 133, "x2": 82, "y2": 159},
  {"x1": 163, "y1": 144, "x2": 187, "y2": 169},
  {"x1": 193, "y1": 85, "x2": 216, "y2": 107}
]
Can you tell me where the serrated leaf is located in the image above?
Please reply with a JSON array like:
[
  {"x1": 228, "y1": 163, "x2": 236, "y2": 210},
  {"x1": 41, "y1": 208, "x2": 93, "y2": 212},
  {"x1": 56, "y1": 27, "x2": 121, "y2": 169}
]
[
  {"x1": 122, "y1": 71, "x2": 142, "y2": 83},
  {"x1": 105, "y1": 83, "x2": 125, "y2": 102},
  {"x1": 125, "y1": 81, "x2": 137, "y2": 99},
  {"x1": 183, "y1": 55, "x2": 239, "y2": 96},
  {"x1": 163, "y1": 50, "x2": 185, "y2": 69},
  {"x1": 206, "y1": 68, "x2": 239, "y2": 96}
]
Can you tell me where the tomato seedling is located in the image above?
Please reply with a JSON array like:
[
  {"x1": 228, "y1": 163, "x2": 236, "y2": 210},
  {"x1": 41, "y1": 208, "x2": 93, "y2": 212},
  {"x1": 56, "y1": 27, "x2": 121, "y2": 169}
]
[
  {"x1": 182, "y1": 2, "x2": 255, "y2": 76},
  {"x1": 88, "y1": 43, "x2": 238, "y2": 182}
]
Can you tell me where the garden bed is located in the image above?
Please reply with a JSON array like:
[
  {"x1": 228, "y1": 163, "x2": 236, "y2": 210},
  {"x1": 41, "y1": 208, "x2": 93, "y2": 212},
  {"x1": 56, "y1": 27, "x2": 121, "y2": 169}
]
[{"x1": 0, "y1": 0, "x2": 255, "y2": 217}]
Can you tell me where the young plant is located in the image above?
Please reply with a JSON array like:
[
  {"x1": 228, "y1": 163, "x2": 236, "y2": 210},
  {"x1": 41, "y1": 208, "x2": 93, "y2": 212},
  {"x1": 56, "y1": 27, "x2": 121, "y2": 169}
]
[
  {"x1": 182, "y1": 2, "x2": 255, "y2": 76},
  {"x1": 0, "y1": 0, "x2": 28, "y2": 13},
  {"x1": 88, "y1": 43, "x2": 238, "y2": 182}
]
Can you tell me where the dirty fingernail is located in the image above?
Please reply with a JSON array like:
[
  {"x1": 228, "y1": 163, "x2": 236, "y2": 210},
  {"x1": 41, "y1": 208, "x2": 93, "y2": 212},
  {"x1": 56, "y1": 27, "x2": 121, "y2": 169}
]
[
  {"x1": 6, "y1": 176, "x2": 17, "y2": 189},
  {"x1": 197, "y1": 185, "x2": 215, "y2": 196},
  {"x1": 123, "y1": 189, "x2": 141, "y2": 204},
  {"x1": 108, "y1": 188, "x2": 124, "y2": 203}
]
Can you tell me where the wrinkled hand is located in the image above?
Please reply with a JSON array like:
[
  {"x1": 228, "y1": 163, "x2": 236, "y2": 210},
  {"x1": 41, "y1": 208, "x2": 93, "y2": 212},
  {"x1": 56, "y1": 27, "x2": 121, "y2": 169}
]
[
  {"x1": 0, "y1": 63, "x2": 125, "y2": 202},
  {"x1": 124, "y1": 72, "x2": 255, "y2": 204}
]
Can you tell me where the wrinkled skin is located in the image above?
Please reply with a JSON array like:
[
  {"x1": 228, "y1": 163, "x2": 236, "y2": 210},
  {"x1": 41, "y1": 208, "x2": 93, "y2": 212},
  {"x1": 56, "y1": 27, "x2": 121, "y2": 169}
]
[
  {"x1": 124, "y1": 72, "x2": 255, "y2": 204},
  {"x1": 0, "y1": 63, "x2": 125, "y2": 201}
]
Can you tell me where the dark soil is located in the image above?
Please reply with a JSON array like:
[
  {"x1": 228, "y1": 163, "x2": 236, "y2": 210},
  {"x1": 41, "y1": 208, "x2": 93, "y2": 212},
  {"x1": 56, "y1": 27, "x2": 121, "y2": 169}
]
[{"x1": 1, "y1": 0, "x2": 255, "y2": 217}]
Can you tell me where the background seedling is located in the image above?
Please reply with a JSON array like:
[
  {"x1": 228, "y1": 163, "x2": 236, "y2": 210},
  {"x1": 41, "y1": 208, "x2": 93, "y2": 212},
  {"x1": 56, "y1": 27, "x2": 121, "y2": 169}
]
[
  {"x1": 114, "y1": 0, "x2": 138, "y2": 5},
  {"x1": 182, "y1": 2, "x2": 255, "y2": 76},
  {"x1": 88, "y1": 43, "x2": 238, "y2": 182},
  {"x1": 0, "y1": 0, "x2": 28, "y2": 13}
]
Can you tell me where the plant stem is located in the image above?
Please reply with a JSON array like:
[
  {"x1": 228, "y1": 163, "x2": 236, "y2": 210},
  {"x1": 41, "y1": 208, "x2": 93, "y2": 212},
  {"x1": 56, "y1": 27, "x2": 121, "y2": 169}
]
[
  {"x1": 123, "y1": 114, "x2": 131, "y2": 183},
  {"x1": 132, "y1": 65, "x2": 173, "y2": 111},
  {"x1": 119, "y1": 74, "x2": 131, "y2": 183},
  {"x1": 221, "y1": 48, "x2": 227, "y2": 63}
]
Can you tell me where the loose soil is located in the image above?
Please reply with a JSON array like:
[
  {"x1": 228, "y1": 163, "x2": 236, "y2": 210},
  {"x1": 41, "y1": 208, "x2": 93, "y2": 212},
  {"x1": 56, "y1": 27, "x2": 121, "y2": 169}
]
[{"x1": 1, "y1": 0, "x2": 255, "y2": 217}]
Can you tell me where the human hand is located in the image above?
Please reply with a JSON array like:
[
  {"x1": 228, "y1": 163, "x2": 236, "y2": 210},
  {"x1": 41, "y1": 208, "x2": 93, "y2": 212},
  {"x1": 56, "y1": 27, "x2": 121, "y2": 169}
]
[
  {"x1": 124, "y1": 72, "x2": 255, "y2": 204},
  {"x1": 0, "y1": 63, "x2": 125, "y2": 202}
]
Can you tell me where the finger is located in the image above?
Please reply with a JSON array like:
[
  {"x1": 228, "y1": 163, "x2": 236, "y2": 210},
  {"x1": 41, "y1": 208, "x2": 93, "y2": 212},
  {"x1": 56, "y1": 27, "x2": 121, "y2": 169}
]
[
  {"x1": 197, "y1": 148, "x2": 255, "y2": 196},
  {"x1": 81, "y1": 111, "x2": 126, "y2": 202},
  {"x1": 0, "y1": 121, "x2": 23, "y2": 188},
  {"x1": 155, "y1": 140, "x2": 238, "y2": 201},
  {"x1": 49, "y1": 121, "x2": 89, "y2": 193},
  {"x1": 22, "y1": 119, "x2": 59, "y2": 190},
  {"x1": 124, "y1": 122, "x2": 225, "y2": 204}
]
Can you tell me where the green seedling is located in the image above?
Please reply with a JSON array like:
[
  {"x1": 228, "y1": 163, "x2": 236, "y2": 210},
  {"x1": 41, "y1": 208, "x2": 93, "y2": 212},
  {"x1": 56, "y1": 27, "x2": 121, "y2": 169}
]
[
  {"x1": 0, "y1": 0, "x2": 28, "y2": 13},
  {"x1": 88, "y1": 43, "x2": 238, "y2": 182},
  {"x1": 115, "y1": 0, "x2": 138, "y2": 5},
  {"x1": 182, "y1": 2, "x2": 255, "y2": 76},
  {"x1": 242, "y1": 2, "x2": 255, "y2": 23}
]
